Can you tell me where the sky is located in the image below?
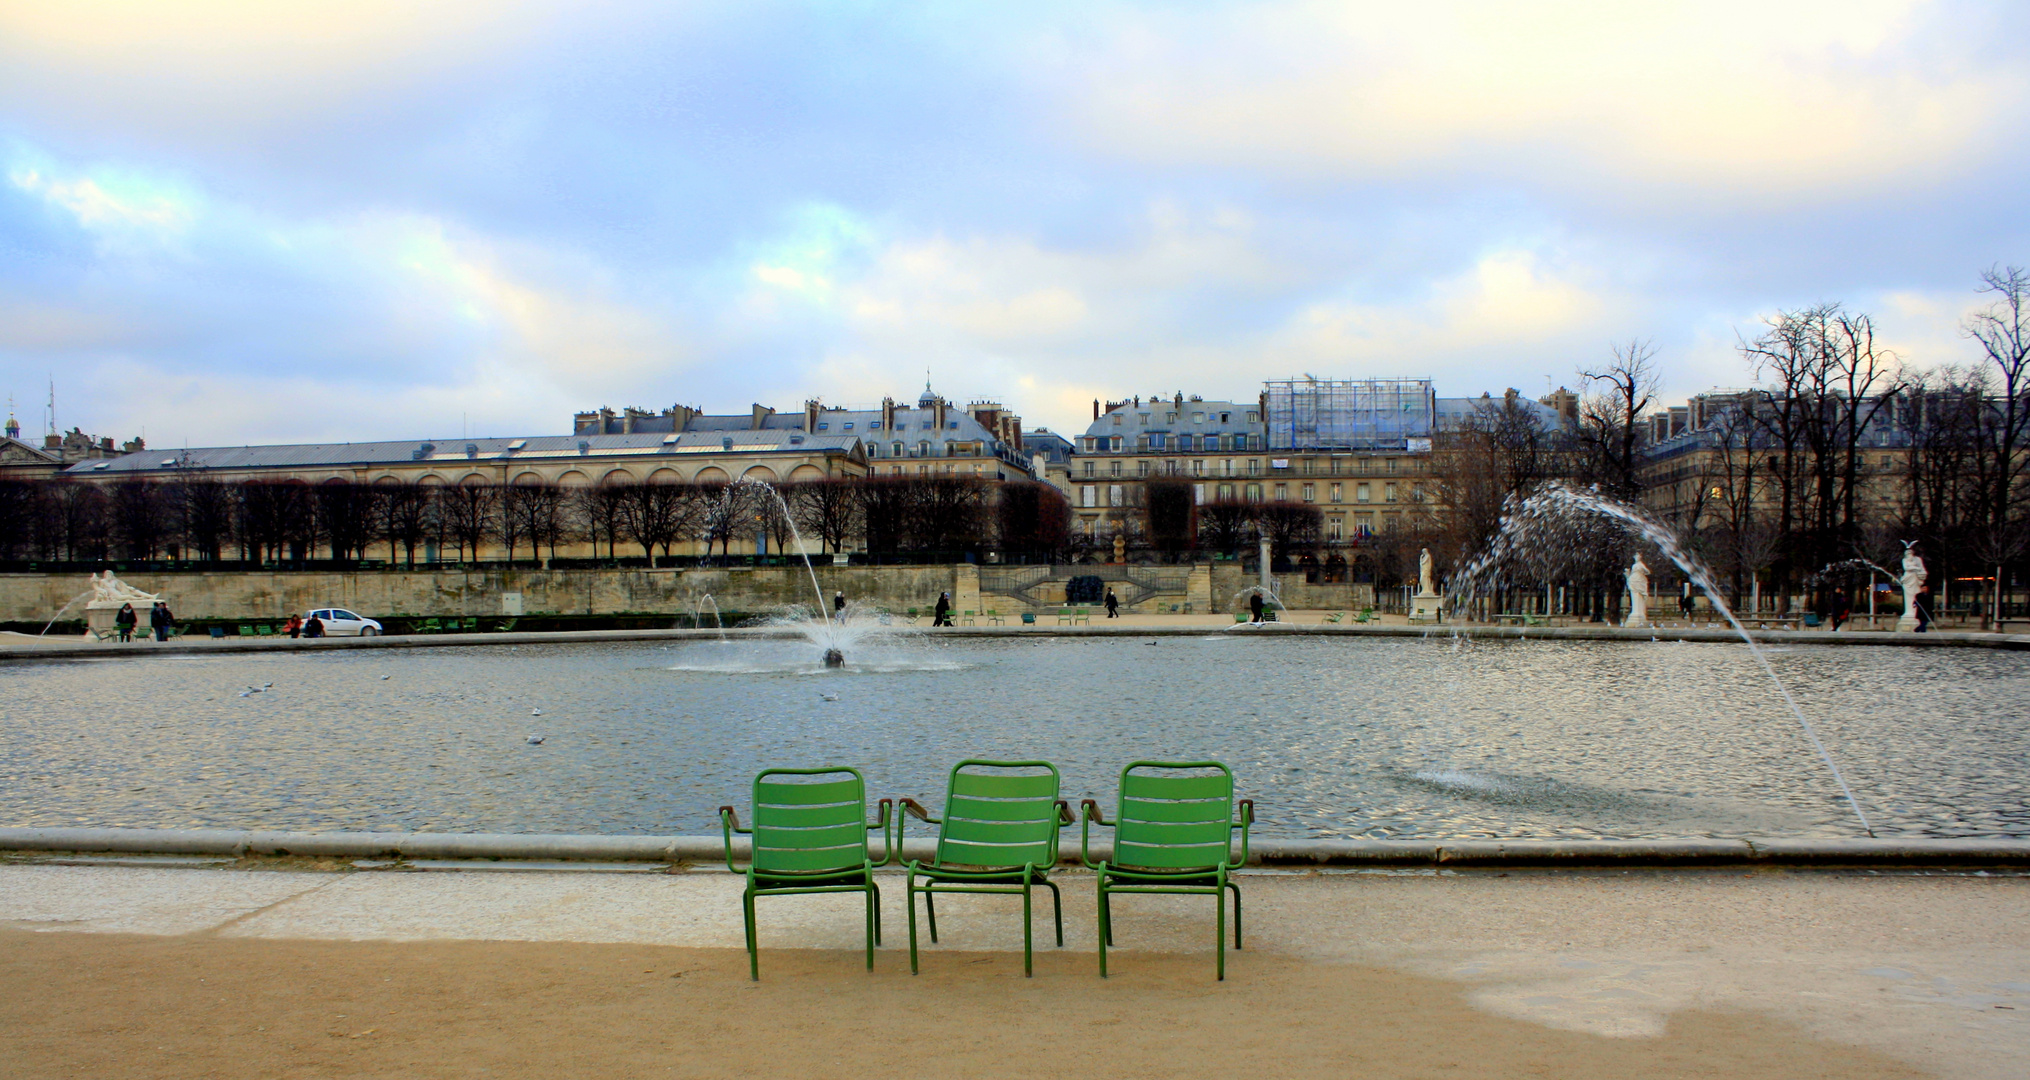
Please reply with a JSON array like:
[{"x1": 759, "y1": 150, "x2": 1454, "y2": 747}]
[{"x1": 3, "y1": 0, "x2": 2029, "y2": 449}]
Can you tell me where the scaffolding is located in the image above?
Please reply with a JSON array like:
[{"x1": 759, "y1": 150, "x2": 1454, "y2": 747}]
[{"x1": 1264, "y1": 377, "x2": 1434, "y2": 450}]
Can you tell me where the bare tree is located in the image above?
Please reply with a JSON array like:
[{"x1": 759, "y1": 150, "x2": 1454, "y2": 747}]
[
  {"x1": 1962, "y1": 265, "x2": 2030, "y2": 626},
  {"x1": 378, "y1": 481, "x2": 436, "y2": 567},
  {"x1": 783, "y1": 479, "x2": 863, "y2": 554},
  {"x1": 109, "y1": 479, "x2": 168, "y2": 559},
  {"x1": 1576, "y1": 340, "x2": 1658, "y2": 499},
  {"x1": 315, "y1": 481, "x2": 382, "y2": 563},
  {"x1": 172, "y1": 466, "x2": 236, "y2": 561},
  {"x1": 439, "y1": 481, "x2": 500, "y2": 562}
]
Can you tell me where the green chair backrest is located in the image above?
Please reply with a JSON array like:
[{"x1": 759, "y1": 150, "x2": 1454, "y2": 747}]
[
  {"x1": 751, "y1": 767, "x2": 871, "y2": 875},
  {"x1": 1113, "y1": 761, "x2": 1236, "y2": 871},
  {"x1": 936, "y1": 760, "x2": 1062, "y2": 869}
]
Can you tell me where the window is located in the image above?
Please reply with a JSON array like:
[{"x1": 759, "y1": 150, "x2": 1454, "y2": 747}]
[
  {"x1": 1137, "y1": 460, "x2": 1150, "y2": 477},
  {"x1": 1385, "y1": 483, "x2": 1397, "y2": 503},
  {"x1": 1221, "y1": 412, "x2": 1230, "y2": 423},
  {"x1": 1193, "y1": 482, "x2": 1206, "y2": 504},
  {"x1": 1248, "y1": 459, "x2": 1262, "y2": 475},
  {"x1": 1386, "y1": 458, "x2": 1398, "y2": 473},
  {"x1": 1330, "y1": 483, "x2": 1342, "y2": 503},
  {"x1": 1136, "y1": 434, "x2": 1150, "y2": 451},
  {"x1": 1327, "y1": 518, "x2": 1342, "y2": 541},
  {"x1": 1082, "y1": 461, "x2": 1094, "y2": 477},
  {"x1": 1244, "y1": 483, "x2": 1262, "y2": 502},
  {"x1": 1150, "y1": 432, "x2": 1166, "y2": 450},
  {"x1": 893, "y1": 442, "x2": 905, "y2": 458},
  {"x1": 1247, "y1": 411, "x2": 1258, "y2": 422},
  {"x1": 1081, "y1": 437, "x2": 1095, "y2": 452},
  {"x1": 1274, "y1": 483, "x2": 1288, "y2": 500},
  {"x1": 1192, "y1": 459, "x2": 1204, "y2": 476},
  {"x1": 1217, "y1": 483, "x2": 1234, "y2": 500},
  {"x1": 869, "y1": 421, "x2": 881, "y2": 431},
  {"x1": 1357, "y1": 483, "x2": 1371, "y2": 503},
  {"x1": 816, "y1": 423, "x2": 828, "y2": 430},
  {"x1": 1301, "y1": 483, "x2": 1314, "y2": 502},
  {"x1": 1109, "y1": 484, "x2": 1124, "y2": 507},
  {"x1": 1300, "y1": 458, "x2": 1313, "y2": 475},
  {"x1": 1220, "y1": 459, "x2": 1233, "y2": 477},
  {"x1": 948, "y1": 421, "x2": 959, "y2": 430},
  {"x1": 1110, "y1": 460, "x2": 1122, "y2": 477},
  {"x1": 918, "y1": 441, "x2": 931, "y2": 457},
  {"x1": 1081, "y1": 485, "x2": 1097, "y2": 507},
  {"x1": 1192, "y1": 412, "x2": 1204, "y2": 423},
  {"x1": 842, "y1": 422, "x2": 854, "y2": 430},
  {"x1": 1165, "y1": 459, "x2": 1179, "y2": 475},
  {"x1": 1112, "y1": 413, "x2": 1122, "y2": 425},
  {"x1": 1112, "y1": 436, "x2": 1124, "y2": 451},
  {"x1": 1166, "y1": 412, "x2": 1177, "y2": 423}
]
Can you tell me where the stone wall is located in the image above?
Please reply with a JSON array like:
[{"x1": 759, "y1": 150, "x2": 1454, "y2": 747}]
[
  {"x1": 0, "y1": 563, "x2": 1377, "y2": 623},
  {"x1": 0, "y1": 566, "x2": 963, "y2": 623}
]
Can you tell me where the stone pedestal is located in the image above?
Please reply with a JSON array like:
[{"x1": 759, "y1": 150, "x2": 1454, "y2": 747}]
[
  {"x1": 1408, "y1": 591, "x2": 1443, "y2": 623},
  {"x1": 1896, "y1": 613, "x2": 1920, "y2": 633},
  {"x1": 85, "y1": 601, "x2": 137, "y2": 639},
  {"x1": 1624, "y1": 611, "x2": 1648, "y2": 629}
]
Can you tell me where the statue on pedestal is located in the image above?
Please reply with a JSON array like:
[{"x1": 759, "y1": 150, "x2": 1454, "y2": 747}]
[
  {"x1": 1624, "y1": 555, "x2": 1650, "y2": 628},
  {"x1": 91, "y1": 570, "x2": 160, "y2": 606},
  {"x1": 1409, "y1": 547, "x2": 1442, "y2": 622},
  {"x1": 1897, "y1": 544, "x2": 1927, "y2": 632}
]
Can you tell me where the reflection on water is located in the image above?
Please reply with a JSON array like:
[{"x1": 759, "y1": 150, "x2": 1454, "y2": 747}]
[{"x1": 4, "y1": 635, "x2": 2027, "y2": 840}]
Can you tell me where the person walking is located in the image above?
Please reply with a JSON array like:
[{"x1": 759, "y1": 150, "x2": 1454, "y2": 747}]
[
  {"x1": 932, "y1": 591, "x2": 953, "y2": 627},
  {"x1": 1248, "y1": 592, "x2": 1264, "y2": 624},
  {"x1": 304, "y1": 612, "x2": 325, "y2": 638},
  {"x1": 833, "y1": 590, "x2": 847, "y2": 622},
  {"x1": 1914, "y1": 586, "x2": 1933, "y2": 633},
  {"x1": 1829, "y1": 589, "x2": 1851, "y2": 632},
  {"x1": 1104, "y1": 587, "x2": 1120, "y2": 619},
  {"x1": 284, "y1": 613, "x2": 302, "y2": 638},
  {"x1": 148, "y1": 601, "x2": 172, "y2": 642},
  {"x1": 115, "y1": 602, "x2": 136, "y2": 643}
]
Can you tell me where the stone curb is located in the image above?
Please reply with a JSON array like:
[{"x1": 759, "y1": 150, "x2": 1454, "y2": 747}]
[
  {"x1": 6, "y1": 828, "x2": 2028, "y2": 869},
  {"x1": 6, "y1": 622, "x2": 2029, "y2": 661}
]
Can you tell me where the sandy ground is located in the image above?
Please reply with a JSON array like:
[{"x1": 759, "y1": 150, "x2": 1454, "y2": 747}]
[{"x1": 3, "y1": 862, "x2": 2026, "y2": 1078}]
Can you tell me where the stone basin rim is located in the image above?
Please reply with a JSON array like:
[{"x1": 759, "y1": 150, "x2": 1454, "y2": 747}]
[
  {"x1": 4, "y1": 827, "x2": 2028, "y2": 868},
  {"x1": 4, "y1": 623, "x2": 2028, "y2": 662}
]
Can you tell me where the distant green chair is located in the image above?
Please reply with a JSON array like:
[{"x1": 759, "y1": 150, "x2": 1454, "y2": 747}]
[
  {"x1": 238, "y1": 624, "x2": 255, "y2": 636},
  {"x1": 1081, "y1": 761, "x2": 1254, "y2": 980},
  {"x1": 719, "y1": 767, "x2": 892, "y2": 981},
  {"x1": 896, "y1": 760, "x2": 1074, "y2": 977},
  {"x1": 960, "y1": 609, "x2": 977, "y2": 625}
]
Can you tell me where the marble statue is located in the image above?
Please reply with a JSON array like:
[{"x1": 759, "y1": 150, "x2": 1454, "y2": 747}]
[
  {"x1": 1897, "y1": 544, "x2": 1927, "y2": 632},
  {"x1": 1624, "y1": 554, "x2": 1650, "y2": 628},
  {"x1": 1409, "y1": 547, "x2": 1442, "y2": 622},
  {"x1": 90, "y1": 570, "x2": 159, "y2": 605}
]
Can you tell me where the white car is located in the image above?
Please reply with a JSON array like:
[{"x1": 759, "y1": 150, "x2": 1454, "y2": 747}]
[{"x1": 304, "y1": 608, "x2": 383, "y2": 637}]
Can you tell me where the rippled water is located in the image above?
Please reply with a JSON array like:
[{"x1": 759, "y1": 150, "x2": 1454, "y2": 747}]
[{"x1": 5, "y1": 634, "x2": 2028, "y2": 840}]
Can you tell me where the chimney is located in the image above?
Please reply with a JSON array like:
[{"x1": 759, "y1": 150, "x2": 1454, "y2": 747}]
[
  {"x1": 804, "y1": 399, "x2": 821, "y2": 432},
  {"x1": 881, "y1": 396, "x2": 896, "y2": 431},
  {"x1": 1093, "y1": 399, "x2": 1100, "y2": 421},
  {"x1": 750, "y1": 403, "x2": 775, "y2": 430}
]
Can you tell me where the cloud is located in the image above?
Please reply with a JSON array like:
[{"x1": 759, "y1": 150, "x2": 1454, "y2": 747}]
[{"x1": 1053, "y1": 1, "x2": 2026, "y2": 199}]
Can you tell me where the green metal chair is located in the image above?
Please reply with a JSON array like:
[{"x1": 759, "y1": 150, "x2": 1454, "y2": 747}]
[
  {"x1": 719, "y1": 767, "x2": 892, "y2": 980},
  {"x1": 1081, "y1": 761, "x2": 1254, "y2": 980},
  {"x1": 896, "y1": 760, "x2": 1074, "y2": 977}
]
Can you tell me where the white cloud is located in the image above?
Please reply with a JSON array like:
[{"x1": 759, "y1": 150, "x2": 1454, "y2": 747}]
[{"x1": 1052, "y1": 0, "x2": 2024, "y2": 199}]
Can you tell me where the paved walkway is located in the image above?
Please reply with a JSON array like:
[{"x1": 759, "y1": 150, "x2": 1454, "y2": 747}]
[{"x1": 3, "y1": 861, "x2": 2024, "y2": 1078}]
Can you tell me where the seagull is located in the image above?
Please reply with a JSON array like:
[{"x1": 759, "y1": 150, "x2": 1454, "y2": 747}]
[
  {"x1": 531, "y1": 708, "x2": 543, "y2": 716},
  {"x1": 263, "y1": 682, "x2": 273, "y2": 689},
  {"x1": 242, "y1": 686, "x2": 267, "y2": 694},
  {"x1": 380, "y1": 674, "x2": 391, "y2": 680},
  {"x1": 819, "y1": 692, "x2": 840, "y2": 702},
  {"x1": 526, "y1": 735, "x2": 545, "y2": 745}
]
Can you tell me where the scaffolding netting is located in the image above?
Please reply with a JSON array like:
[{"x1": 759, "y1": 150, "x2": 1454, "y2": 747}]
[{"x1": 1264, "y1": 377, "x2": 1434, "y2": 450}]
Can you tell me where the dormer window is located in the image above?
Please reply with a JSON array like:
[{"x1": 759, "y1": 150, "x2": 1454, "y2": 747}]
[
  {"x1": 869, "y1": 421, "x2": 881, "y2": 431},
  {"x1": 843, "y1": 422, "x2": 854, "y2": 430},
  {"x1": 947, "y1": 420, "x2": 959, "y2": 430},
  {"x1": 816, "y1": 423, "x2": 828, "y2": 430}
]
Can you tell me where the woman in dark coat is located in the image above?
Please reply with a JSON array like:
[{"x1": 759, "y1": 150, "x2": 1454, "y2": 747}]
[
  {"x1": 115, "y1": 603, "x2": 136, "y2": 642},
  {"x1": 932, "y1": 591, "x2": 952, "y2": 627}
]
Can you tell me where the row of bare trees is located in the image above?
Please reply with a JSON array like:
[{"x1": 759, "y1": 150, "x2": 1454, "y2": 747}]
[
  {"x1": 0, "y1": 472, "x2": 1075, "y2": 566},
  {"x1": 1419, "y1": 267, "x2": 2030, "y2": 624}
]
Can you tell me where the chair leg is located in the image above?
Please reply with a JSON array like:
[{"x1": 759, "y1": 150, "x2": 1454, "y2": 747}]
[
  {"x1": 864, "y1": 885, "x2": 876, "y2": 971},
  {"x1": 1022, "y1": 880, "x2": 1034, "y2": 978},
  {"x1": 906, "y1": 874, "x2": 921, "y2": 975},
  {"x1": 1043, "y1": 879, "x2": 1064, "y2": 947},
  {"x1": 871, "y1": 880, "x2": 882, "y2": 947},
  {"x1": 1096, "y1": 879, "x2": 1109, "y2": 978},
  {"x1": 1216, "y1": 885, "x2": 1226, "y2": 981},
  {"x1": 1228, "y1": 881, "x2": 1242, "y2": 949},
  {"x1": 743, "y1": 888, "x2": 759, "y2": 981},
  {"x1": 926, "y1": 889, "x2": 939, "y2": 943}
]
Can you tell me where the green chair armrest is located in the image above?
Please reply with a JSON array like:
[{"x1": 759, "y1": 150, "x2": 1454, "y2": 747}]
[
  {"x1": 1227, "y1": 799, "x2": 1255, "y2": 869},
  {"x1": 718, "y1": 805, "x2": 750, "y2": 874},
  {"x1": 1080, "y1": 798, "x2": 1113, "y2": 868}
]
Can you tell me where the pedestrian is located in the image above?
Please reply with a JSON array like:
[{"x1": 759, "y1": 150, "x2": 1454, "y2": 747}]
[
  {"x1": 284, "y1": 613, "x2": 302, "y2": 639},
  {"x1": 932, "y1": 591, "x2": 953, "y2": 627},
  {"x1": 149, "y1": 601, "x2": 172, "y2": 642},
  {"x1": 834, "y1": 590, "x2": 846, "y2": 622},
  {"x1": 1678, "y1": 588, "x2": 1694, "y2": 620},
  {"x1": 1914, "y1": 586, "x2": 1933, "y2": 633},
  {"x1": 1248, "y1": 592, "x2": 1264, "y2": 624},
  {"x1": 1104, "y1": 587, "x2": 1120, "y2": 619},
  {"x1": 304, "y1": 612, "x2": 325, "y2": 638},
  {"x1": 115, "y1": 602, "x2": 136, "y2": 643},
  {"x1": 1829, "y1": 589, "x2": 1851, "y2": 632}
]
